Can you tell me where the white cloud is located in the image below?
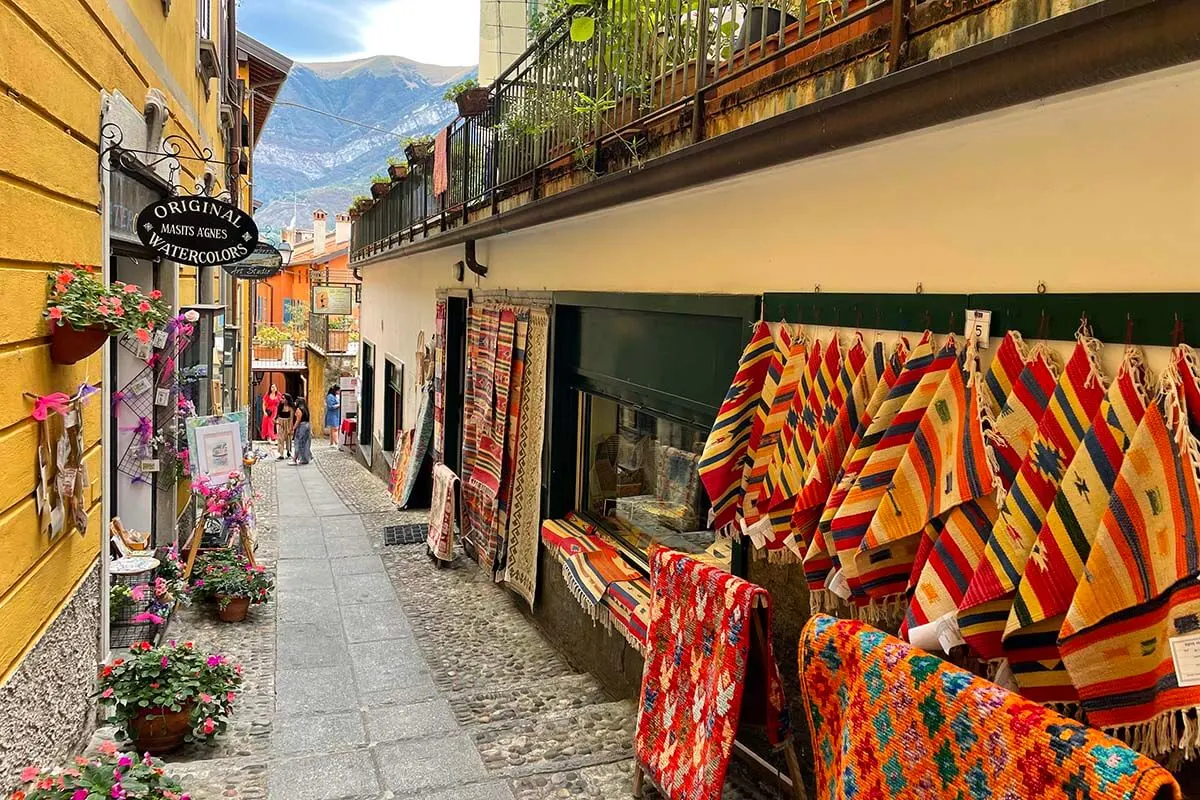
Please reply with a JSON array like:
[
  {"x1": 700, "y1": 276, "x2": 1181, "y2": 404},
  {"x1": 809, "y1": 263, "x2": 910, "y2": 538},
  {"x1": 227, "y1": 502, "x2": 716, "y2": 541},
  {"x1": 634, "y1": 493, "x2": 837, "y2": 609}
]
[{"x1": 353, "y1": 0, "x2": 481, "y2": 65}]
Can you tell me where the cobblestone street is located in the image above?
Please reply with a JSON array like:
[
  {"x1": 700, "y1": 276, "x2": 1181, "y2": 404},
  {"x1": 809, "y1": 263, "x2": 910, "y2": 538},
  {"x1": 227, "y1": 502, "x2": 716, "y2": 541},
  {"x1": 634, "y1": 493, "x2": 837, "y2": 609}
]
[{"x1": 92, "y1": 442, "x2": 781, "y2": 800}]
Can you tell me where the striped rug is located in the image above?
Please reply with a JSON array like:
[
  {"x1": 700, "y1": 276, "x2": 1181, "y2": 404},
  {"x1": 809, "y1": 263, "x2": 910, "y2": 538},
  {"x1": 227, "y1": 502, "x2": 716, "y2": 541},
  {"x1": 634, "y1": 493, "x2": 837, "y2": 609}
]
[
  {"x1": 763, "y1": 339, "x2": 824, "y2": 516},
  {"x1": 959, "y1": 337, "x2": 1106, "y2": 661},
  {"x1": 1058, "y1": 349, "x2": 1200, "y2": 755},
  {"x1": 700, "y1": 321, "x2": 776, "y2": 531},
  {"x1": 992, "y1": 346, "x2": 1061, "y2": 491},
  {"x1": 739, "y1": 325, "x2": 794, "y2": 524}
]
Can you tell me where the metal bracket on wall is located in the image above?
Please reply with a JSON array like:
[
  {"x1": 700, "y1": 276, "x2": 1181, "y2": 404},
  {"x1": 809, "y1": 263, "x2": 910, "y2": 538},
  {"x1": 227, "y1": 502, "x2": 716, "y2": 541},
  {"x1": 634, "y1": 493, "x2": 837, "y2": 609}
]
[{"x1": 99, "y1": 122, "x2": 233, "y2": 201}]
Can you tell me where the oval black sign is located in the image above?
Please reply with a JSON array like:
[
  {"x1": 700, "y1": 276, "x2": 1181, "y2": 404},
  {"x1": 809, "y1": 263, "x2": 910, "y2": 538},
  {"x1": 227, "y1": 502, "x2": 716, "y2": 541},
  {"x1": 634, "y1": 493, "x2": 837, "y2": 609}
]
[
  {"x1": 136, "y1": 197, "x2": 259, "y2": 267},
  {"x1": 223, "y1": 242, "x2": 284, "y2": 279}
]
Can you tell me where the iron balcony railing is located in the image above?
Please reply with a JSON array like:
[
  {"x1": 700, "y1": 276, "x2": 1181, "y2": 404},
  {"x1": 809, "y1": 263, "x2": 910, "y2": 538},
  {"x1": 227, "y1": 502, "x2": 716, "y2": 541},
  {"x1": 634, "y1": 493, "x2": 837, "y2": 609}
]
[
  {"x1": 350, "y1": 0, "x2": 891, "y2": 261},
  {"x1": 306, "y1": 312, "x2": 356, "y2": 354}
]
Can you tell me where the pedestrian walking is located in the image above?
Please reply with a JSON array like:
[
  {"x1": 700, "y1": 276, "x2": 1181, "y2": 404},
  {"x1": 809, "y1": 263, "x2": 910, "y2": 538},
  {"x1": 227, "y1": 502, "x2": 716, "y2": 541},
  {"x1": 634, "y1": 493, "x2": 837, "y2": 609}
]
[
  {"x1": 325, "y1": 385, "x2": 342, "y2": 446},
  {"x1": 276, "y1": 393, "x2": 294, "y2": 460},
  {"x1": 292, "y1": 398, "x2": 312, "y2": 465},
  {"x1": 262, "y1": 384, "x2": 281, "y2": 442}
]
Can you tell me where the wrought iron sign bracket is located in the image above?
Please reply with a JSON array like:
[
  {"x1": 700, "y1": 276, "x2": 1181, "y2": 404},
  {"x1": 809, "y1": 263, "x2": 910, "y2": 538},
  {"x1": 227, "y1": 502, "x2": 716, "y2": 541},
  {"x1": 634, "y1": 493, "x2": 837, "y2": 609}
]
[{"x1": 99, "y1": 122, "x2": 233, "y2": 201}]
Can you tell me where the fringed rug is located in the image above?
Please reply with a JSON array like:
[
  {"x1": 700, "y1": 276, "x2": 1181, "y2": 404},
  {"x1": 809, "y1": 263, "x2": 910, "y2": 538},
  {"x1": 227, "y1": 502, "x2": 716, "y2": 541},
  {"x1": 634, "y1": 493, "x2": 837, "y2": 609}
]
[
  {"x1": 393, "y1": 384, "x2": 434, "y2": 508},
  {"x1": 432, "y1": 299, "x2": 447, "y2": 463},
  {"x1": 700, "y1": 321, "x2": 775, "y2": 530},
  {"x1": 426, "y1": 463, "x2": 460, "y2": 562},
  {"x1": 799, "y1": 615, "x2": 1181, "y2": 800},
  {"x1": 1060, "y1": 348, "x2": 1200, "y2": 758},
  {"x1": 739, "y1": 325, "x2": 794, "y2": 524},
  {"x1": 503, "y1": 308, "x2": 549, "y2": 606},
  {"x1": 635, "y1": 549, "x2": 789, "y2": 800},
  {"x1": 960, "y1": 337, "x2": 1107, "y2": 661}
]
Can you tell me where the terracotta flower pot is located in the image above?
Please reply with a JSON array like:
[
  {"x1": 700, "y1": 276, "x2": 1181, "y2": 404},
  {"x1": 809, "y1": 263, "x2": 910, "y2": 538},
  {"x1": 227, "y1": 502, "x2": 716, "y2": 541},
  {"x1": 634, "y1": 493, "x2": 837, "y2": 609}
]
[
  {"x1": 49, "y1": 323, "x2": 110, "y2": 365},
  {"x1": 217, "y1": 596, "x2": 250, "y2": 622},
  {"x1": 455, "y1": 87, "x2": 491, "y2": 118},
  {"x1": 370, "y1": 182, "x2": 390, "y2": 199},
  {"x1": 128, "y1": 702, "x2": 194, "y2": 754},
  {"x1": 388, "y1": 164, "x2": 408, "y2": 181},
  {"x1": 405, "y1": 142, "x2": 432, "y2": 162}
]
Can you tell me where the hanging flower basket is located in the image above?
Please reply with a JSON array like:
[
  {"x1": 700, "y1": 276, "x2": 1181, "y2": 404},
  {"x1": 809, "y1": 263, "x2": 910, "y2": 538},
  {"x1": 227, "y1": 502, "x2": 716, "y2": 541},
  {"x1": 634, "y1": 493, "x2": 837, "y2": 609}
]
[
  {"x1": 49, "y1": 322, "x2": 112, "y2": 365},
  {"x1": 455, "y1": 87, "x2": 491, "y2": 118}
]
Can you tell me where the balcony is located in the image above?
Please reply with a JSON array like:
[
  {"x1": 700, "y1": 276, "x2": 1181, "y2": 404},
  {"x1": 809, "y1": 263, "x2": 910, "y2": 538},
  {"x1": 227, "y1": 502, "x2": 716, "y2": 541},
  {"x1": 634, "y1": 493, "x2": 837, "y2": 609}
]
[
  {"x1": 306, "y1": 313, "x2": 358, "y2": 356},
  {"x1": 252, "y1": 325, "x2": 307, "y2": 371},
  {"x1": 349, "y1": 0, "x2": 1195, "y2": 264}
]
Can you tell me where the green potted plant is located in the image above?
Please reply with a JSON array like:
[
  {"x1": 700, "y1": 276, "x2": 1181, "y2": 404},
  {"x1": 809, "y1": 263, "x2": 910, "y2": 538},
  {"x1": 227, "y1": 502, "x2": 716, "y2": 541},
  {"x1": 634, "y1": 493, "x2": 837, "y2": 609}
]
[
  {"x1": 445, "y1": 78, "x2": 489, "y2": 117},
  {"x1": 349, "y1": 195, "x2": 372, "y2": 215},
  {"x1": 10, "y1": 743, "x2": 190, "y2": 800},
  {"x1": 193, "y1": 552, "x2": 273, "y2": 622},
  {"x1": 369, "y1": 173, "x2": 390, "y2": 200},
  {"x1": 96, "y1": 641, "x2": 242, "y2": 754},
  {"x1": 387, "y1": 156, "x2": 408, "y2": 182},
  {"x1": 733, "y1": 0, "x2": 805, "y2": 52},
  {"x1": 403, "y1": 134, "x2": 435, "y2": 163},
  {"x1": 43, "y1": 265, "x2": 171, "y2": 365}
]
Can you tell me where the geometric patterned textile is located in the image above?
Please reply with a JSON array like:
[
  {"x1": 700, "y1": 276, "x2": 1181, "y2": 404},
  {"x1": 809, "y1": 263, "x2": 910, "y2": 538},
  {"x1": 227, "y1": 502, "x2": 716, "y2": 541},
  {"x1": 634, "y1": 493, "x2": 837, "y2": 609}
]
[
  {"x1": 494, "y1": 317, "x2": 530, "y2": 572},
  {"x1": 799, "y1": 614, "x2": 1181, "y2": 800},
  {"x1": 764, "y1": 340, "x2": 825, "y2": 520},
  {"x1": 426, "y1": 463, "x2": 460, "y2": 562},
  {"x1": 740, "y1": 325, "x2": 794, "y2": 524},
  {"x1": 606, "y1": 576, "x2": 652, "y2": 652},
  {"x1": 700, "y1": 321, "x2": 775, "y2": 531},
  {"x1": 1059, "y1": 350, "x2": 1200, "y2": 753},
  {"x1": 836, "y1": 337, "x2": 959, "y2": 608},
  {"x1": 1006, "y1": 351, "x2": 1150, "y2": 645},
  {"x1": 635, "y1": 549, "x2": 789, "y2": 800},
  {"x1": 991, "y1": 347, "x2": 1061, "y2": 492},
  {"x1": 981, "y1": 330, "x2": 1028, "y2": 416},
  {"x1": 432, "y1": 299, "x2": 447, "y2": 463},
  {"x1": 503, "y1": 309, "x2": 550, "y2": 607},
  {"x1": 959, "y1": 338, "x2": 1107, "y2": 661}
]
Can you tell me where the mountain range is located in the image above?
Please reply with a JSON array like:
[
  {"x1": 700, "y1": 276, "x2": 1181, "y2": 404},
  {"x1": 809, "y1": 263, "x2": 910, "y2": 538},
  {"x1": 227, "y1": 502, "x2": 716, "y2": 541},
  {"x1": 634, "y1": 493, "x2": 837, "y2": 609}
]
[{"x1": 252, "y1": 55, "x2": 476, "y2": 235}]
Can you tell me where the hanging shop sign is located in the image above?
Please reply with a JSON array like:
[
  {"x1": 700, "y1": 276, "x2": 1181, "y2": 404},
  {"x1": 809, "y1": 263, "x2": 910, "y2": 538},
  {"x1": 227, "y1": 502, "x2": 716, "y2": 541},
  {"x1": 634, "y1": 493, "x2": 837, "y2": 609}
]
[
  {"x1": 223, "y1": 242, "x2": 284, "y2": 279},
  {"x1": 312, "y1": 285, "x2": 354, "y2": 315},
  {"x1": 136, "y1": 197, "x2": 259, "y2": 267}
]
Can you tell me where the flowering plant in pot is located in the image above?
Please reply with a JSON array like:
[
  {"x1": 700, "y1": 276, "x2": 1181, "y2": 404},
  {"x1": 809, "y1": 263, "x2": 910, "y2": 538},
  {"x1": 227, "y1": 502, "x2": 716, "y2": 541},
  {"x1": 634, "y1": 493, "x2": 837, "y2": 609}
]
[
  {"x1": 96, "y1": 641, "x2": 242, "y2": 754},
  {"x1": 387, "y1": 156, "x2": 408, "y2": 182},
  {"x1": 44, "y1": 265, "x2": 171, "y2": 364},
  {"x1": 193, "y1": 472, "x2": 252, "y2": 532},
  {"x1": 9, "y1": 742, "x2": 190, "y2": 800},
  {"x1": 369, "y1": 174, "x2": 390, "y2": 200},
  {"x1": 193, "y1": 552, "x2": 273, "y2": 622}
]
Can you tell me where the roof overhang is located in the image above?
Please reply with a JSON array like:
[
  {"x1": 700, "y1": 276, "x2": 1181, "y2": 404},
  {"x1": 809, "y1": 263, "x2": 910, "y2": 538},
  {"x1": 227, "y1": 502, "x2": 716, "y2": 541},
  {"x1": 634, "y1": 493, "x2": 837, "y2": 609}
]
[{"x1": 237, "y1": 32, "x2": 293, "y2": 146}]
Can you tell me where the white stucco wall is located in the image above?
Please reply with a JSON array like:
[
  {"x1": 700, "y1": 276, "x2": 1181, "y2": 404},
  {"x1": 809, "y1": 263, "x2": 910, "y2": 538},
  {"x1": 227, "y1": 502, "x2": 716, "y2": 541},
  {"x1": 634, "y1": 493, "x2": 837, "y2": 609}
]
[{"x1": 360, "y1": 61, "x2": 1200, "y2": 438}]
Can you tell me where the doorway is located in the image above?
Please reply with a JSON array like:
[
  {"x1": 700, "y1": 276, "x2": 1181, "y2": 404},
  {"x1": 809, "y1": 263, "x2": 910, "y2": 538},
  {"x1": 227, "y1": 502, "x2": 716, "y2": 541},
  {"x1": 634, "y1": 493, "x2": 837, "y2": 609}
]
[
  {"x1": 360, "y1": 341, "x2": 376, "y2": 464},
  {"x1": 443, "y1": 296, "x2": 467, "y2": 476}
]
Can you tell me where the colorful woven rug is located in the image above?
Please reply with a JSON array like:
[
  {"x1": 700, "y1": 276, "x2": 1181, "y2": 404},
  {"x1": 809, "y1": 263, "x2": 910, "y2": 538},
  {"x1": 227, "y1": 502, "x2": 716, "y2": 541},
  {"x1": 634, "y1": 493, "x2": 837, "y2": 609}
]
[
  {"x1": 991, "y1": 346, "x2": 1060, "y2": 491},
  {"x1": 740, "y1": 326, "x2": 796, "y2": 523},
  {"x1": 799, "y1": 341, "x2": 889, "y2": 602},
  {"x1": 494, "y1": 314, "x2": 530, "y2": 573},
  {"x1": 503, "y1": 309, "x2": 549, "y2": 607},
  {"x1": 635, "y1": 549, "x2": 789, "y2": 800},
  {"x1": 700, "y1": 321, "x2": 775, "y2": 531},
  {"x1": 432, "y1": 299, "x2": 447, "y2": 463},
  {"x1": 426, "y1": 463, "x2": 460, "y2": 562},
  {"x1": 764, "y1": 338, "x2": 825, "y2": 518},
  {"x1": 606, "y1": 576, "x2": 651, "y2": 652},
  {"x1": 470, "y1": 310, "x2": 518, "y2": 498},
  {"x1": 981, "y1": 330, "x2": 1028, "y2": 416},
  {"x1": 960, "y1": 337, "x2": 1107, "y2": 661},
  {"x1": 1060, "y1": 349, "x2": 1200, "y2": 755},
  {"x1": 799, "y1": 615, "x2": 1181, "y2": 800},
  {"x1": 1005, "y1": 350, "x2": 1149, "y2": 649},
  {"x1": 395, "y1": 385, "x2": 435, "y2": 508}
]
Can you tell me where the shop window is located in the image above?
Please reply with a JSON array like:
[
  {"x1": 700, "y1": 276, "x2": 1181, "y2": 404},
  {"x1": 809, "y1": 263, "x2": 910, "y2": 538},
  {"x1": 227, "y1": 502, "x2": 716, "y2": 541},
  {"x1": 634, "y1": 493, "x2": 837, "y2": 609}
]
[
  {"x1": 383, "y1": 358, "x2": 404, "y2": 453},
  {"x1": 580, "y1": 393, "x2": 714, "y2": 555}
]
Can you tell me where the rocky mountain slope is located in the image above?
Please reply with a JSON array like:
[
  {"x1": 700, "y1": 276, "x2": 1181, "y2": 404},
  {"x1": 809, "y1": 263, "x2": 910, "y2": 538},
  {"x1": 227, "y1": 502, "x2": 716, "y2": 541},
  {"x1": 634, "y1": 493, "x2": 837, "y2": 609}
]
[{"x1": 253, "y1": 55, "x2": 475, "y2": 234}]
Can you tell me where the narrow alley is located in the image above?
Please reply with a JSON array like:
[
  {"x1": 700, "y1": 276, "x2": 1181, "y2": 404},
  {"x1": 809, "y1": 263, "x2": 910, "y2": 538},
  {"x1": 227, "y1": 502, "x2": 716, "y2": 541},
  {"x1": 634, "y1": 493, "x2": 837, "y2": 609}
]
[{"x1": 112, "y1": 444, "x2": 774, "y2": 800}]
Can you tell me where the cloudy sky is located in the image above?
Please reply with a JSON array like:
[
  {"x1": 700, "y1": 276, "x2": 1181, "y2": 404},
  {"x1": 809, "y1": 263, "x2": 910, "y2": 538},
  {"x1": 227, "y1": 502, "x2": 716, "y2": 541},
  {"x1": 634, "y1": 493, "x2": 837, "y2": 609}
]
[{"x1": 238, "y1": 0, "x2": 481, "y2": 65}]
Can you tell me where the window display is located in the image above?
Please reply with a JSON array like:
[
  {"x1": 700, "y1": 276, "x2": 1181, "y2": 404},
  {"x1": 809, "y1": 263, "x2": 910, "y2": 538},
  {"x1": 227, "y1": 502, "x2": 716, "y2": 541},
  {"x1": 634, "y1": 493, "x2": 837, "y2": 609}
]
[{"x1": 581, "y1": 393, "x2": 714, "y2": 555}]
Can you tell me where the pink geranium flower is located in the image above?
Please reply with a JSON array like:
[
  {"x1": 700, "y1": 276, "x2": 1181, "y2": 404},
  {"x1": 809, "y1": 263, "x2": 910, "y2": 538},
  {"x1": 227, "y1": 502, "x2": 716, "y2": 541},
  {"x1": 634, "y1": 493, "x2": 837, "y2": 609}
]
[
  {"x1": 98, "y1": 741, "x2": 118, "y2": 756},
  {"x1": 117, "y1": 756, "x2": 132, "y2": 768},
  {"x1": 150, "y1": 290, "x2": 163, "y2": 300},
  {"x1": 207, "y1": 655, "x2": 222, "y2": 667},
  {"x1": 136, "y1": 328, "x2": 151, "y2": 343},
  {"x1": 48, "y1": 307, "x2": 63, "y2": 321},
  {"x1": 200, "y1": 693, "x2": 213, "y2": 704},
  {"x1": 73, "y1": 789, "x2": 89, "y2": 800},
  {"x1": 123, "y1": 284, "x2": 139, "y2": 294},
  {"x1": 20, "y1": 766, "x2": 40, "y2": 782},
  {"x1": 101, "y1": 687, "x2": 114, "y2": 698},
  {"x1": 202, "y1": 718, "x2": 216, "y2": 735}
]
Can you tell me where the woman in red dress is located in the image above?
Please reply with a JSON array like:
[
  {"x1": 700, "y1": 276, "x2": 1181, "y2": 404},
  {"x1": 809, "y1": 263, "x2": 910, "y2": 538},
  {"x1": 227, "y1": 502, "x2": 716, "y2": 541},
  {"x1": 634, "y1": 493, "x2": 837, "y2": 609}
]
[{"x1": 262, "y1": 384, "x2": 281, "y2": 442}]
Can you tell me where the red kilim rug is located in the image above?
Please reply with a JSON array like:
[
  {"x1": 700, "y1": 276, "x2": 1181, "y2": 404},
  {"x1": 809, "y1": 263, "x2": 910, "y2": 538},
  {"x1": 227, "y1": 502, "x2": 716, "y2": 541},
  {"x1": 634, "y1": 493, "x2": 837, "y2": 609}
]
[{"x1": 635, "y1": 549, "x2": 789, "y2": 799}]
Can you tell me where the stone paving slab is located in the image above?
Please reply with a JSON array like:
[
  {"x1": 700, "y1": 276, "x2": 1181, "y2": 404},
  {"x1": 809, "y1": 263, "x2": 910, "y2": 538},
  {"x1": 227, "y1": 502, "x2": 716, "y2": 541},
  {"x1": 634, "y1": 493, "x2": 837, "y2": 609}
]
[
  {"x1": 363, "y1": 698, "x2": 456, "y2": 742},
  {"x1": 269, "y1": 750, "x2": 380, "y2": 800},
  {"x1": 341, "y1": 600, "x2": 413, "y2": 643},
  {"x1": 374, "y1": 735, "x2": 490, "y2": 795},
  {"x1": 335, "y1": 572, "x2": 399, "y2": 605},
  {"x1": 348, "y1": 640, "x2": 431, "y2": 693},
  {"x1": 330, "y1": 554, "x2": 387, "y2": 576},
  {"x1": 276, "y1": 665, "x2": 360, "y2": 715},
  {"x1": 272, "y1": 711, "x2": 367, "y2": 756}
]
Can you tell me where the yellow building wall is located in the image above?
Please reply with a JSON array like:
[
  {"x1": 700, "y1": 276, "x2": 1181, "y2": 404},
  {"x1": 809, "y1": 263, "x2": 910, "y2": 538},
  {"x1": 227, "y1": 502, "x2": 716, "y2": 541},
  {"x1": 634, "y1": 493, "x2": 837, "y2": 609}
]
[{"x1": 0, "y1": 0, "x2": 228, "y2": 679}]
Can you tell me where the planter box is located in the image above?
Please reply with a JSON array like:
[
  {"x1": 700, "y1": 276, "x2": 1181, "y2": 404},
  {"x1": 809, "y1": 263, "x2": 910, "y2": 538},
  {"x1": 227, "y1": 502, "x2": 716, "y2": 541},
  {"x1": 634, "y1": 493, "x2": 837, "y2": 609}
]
[
  {"x1": 370, "y1": 182, "x2": 390, "y2": 199},
  {"x1": 455, "y1": 87, "x2": 491, "y2": 117},
  {"x1": 388, "y1": 164, "x2": 408, "y2": 181},
  {"x1": 405, "y1": 142, "x2": 433, "y2": 162}
]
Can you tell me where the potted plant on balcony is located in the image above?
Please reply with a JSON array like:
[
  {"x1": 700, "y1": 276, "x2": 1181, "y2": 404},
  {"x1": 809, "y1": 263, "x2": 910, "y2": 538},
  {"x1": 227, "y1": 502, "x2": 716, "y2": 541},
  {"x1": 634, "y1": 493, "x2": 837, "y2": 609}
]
[
  {"x1": 733, "y1": 0, "x2": 803, "y2": 52},
  {"x1": 96, "y1": 640, "x2": 242, "y2": 754},
  {"x1": 403, "y1": 134, "x2": 434, "y2": 163},
  {"x1": 445, "y1": 78, "x2": 490, "y2": 118},
  {"x1": 387, "y1": 156, "x2": 408, "y2": 182},
  {"x1": 43, "y1": 265, "x2": 170, "y2": 365},
  {"x1": 369, "y1": 174, "x2": 391, "y2": 199},
  {"x1": 10, "y1": 744, "x2": 191, "y2": 800}
]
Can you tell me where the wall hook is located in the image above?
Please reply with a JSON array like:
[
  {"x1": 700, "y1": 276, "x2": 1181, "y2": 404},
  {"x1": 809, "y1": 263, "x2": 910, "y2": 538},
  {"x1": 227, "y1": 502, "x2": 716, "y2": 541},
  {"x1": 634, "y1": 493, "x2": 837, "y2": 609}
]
[
  {"x1": 1036, "y1": 281, "x2": 1047, "y2": 295},
  {"x1": 915, "y1": 282, "x2": 924, "y2": 295}
]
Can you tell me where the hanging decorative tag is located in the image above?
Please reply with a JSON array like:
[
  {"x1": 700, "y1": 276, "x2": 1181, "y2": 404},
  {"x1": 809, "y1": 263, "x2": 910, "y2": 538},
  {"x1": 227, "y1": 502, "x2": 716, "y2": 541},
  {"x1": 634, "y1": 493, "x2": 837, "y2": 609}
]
[
  {"x1": 155, "y1": 388, "x2": 172, "y2": 406},
  {"x1": 153, "y1": 329, "x2": 169, "y2": 349},
  {"x1": 138, "y1": 458, "x2": 161, "y2": 474},
  {"x1": 1169, "y1": 633, "x2": 1200, "y2": 688},
  {"x1": 131, "y1": 374, "x2": 153, "y2": 396}
]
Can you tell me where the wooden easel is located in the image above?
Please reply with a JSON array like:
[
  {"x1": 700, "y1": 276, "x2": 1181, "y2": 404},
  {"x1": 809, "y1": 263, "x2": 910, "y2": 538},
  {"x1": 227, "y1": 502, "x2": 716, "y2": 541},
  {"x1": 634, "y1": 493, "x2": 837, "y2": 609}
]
[
  {"x1": 181, "y1": 512, "x2": 257, "y2": 580},
  {"x1": 632, "y1": 598, "x2": 809, "y2": 800}
]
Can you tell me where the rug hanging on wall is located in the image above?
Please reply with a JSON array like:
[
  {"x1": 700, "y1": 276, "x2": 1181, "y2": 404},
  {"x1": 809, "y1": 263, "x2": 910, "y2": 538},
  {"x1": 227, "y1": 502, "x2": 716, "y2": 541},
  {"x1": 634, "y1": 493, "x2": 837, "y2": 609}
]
[
  {"x1": 493, "y1": 315, "x2": 530, "y2": 573},
  {"x1": 503, "y1": 308, "x2": 550, "y2": 606},
  {"x1": 426, "y1": 463, "x2": 460, "y2": 562},
  {"x1": 392, "y1": 384, "x2": 435, "y2": 508},
  {"x1": 432, "y1": 299, "x2": 447, "y2": 463},
  {"x1": 635, "y1": 549, "x2": 789, "y2": 800},
  {"x1": 799, "y1": 615, "x2": 1181, "y2": 800}
]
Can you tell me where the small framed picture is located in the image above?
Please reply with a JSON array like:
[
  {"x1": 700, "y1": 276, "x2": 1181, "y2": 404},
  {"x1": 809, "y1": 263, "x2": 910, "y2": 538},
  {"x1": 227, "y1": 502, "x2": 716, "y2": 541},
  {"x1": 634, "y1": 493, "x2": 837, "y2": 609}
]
[
  {"x1": 191, "y1": 421, "x2": 243, "y2": 480},
  {"x1": 155, "y1": 388, "x2": 172, "y2": 406},
  {"x1": 152, "y1": 329, "x2": 169, "y2": 349},
  {"x1": 138, "y1": 458, "x2": 161, "y2": 474},
  {"x1": 135, "y1": 340, "x2": 152, "y2": 361},
  {"x1": 131, "y1": 374, "x2": 153, "y2": 396}
]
